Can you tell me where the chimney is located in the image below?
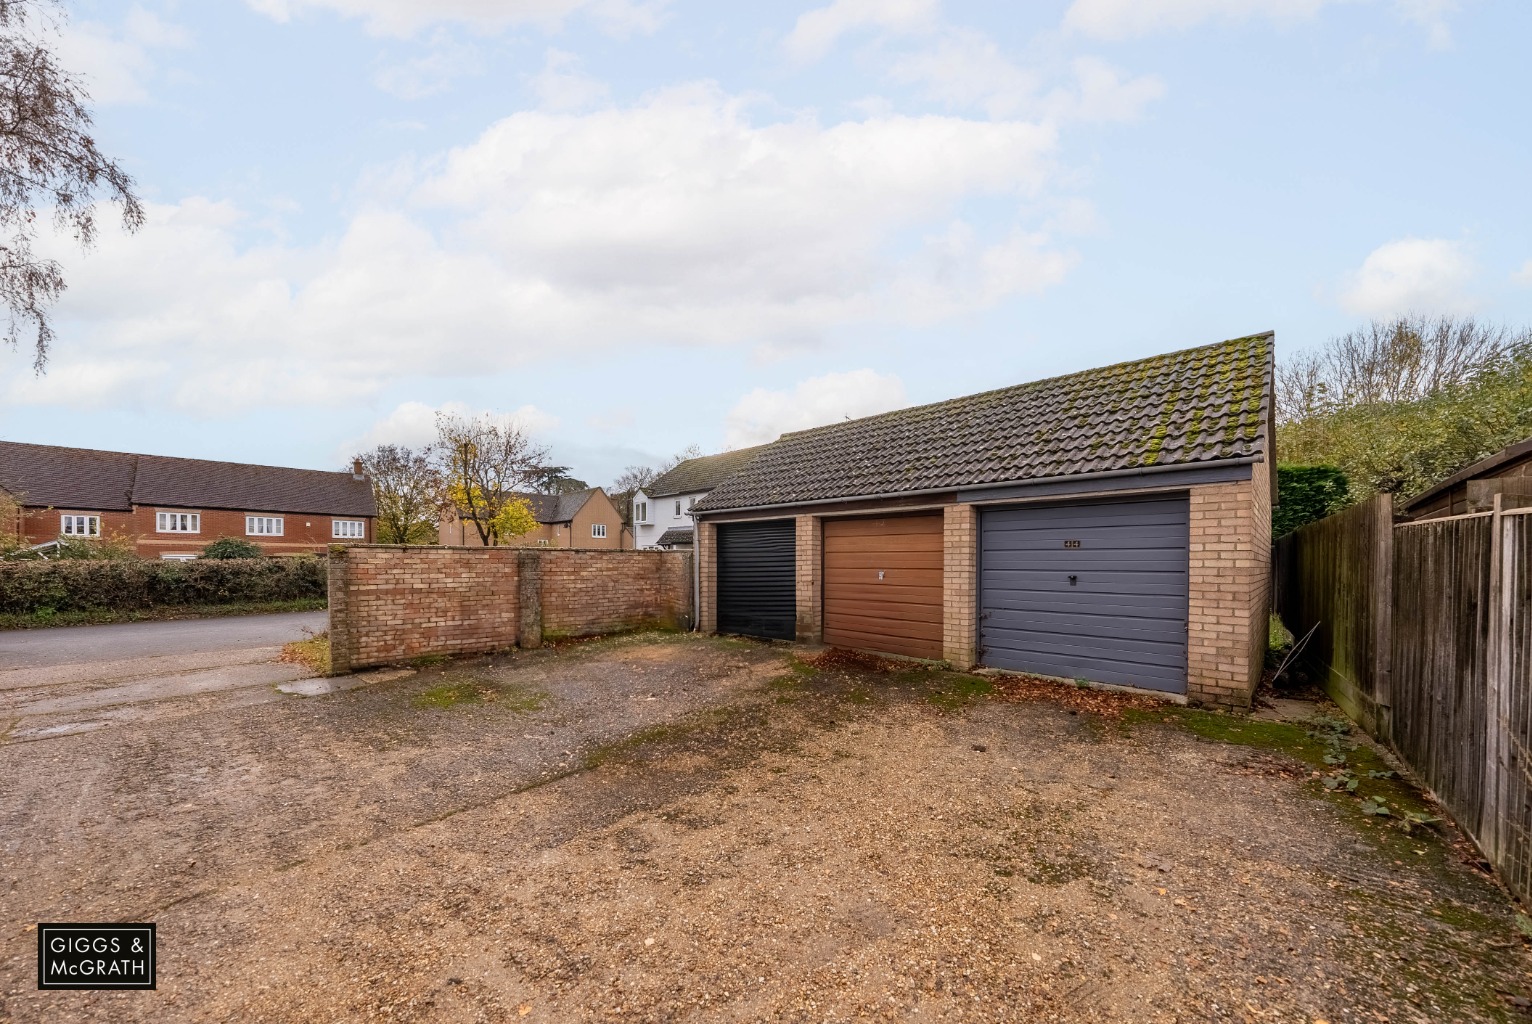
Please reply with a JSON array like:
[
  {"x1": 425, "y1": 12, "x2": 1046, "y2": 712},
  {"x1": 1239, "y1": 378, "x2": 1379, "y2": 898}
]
[{"x1": 352, "y1": 458, "x2": 365, "y2": 480}]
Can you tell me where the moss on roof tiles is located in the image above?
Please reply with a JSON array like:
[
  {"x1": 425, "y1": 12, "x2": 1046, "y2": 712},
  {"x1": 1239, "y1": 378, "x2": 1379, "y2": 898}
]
[{"x1": 693, "y1": 333, "x2": 1272, "y2": 512}]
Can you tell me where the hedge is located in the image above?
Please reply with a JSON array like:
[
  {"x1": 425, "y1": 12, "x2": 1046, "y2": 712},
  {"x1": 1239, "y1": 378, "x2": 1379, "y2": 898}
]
[
  {"x1": 1273, "y1": 464, "x2": 1351, "y2": 538},
  {"x1": 0, "y1": 557, "x2": 328, "y2": 615}
]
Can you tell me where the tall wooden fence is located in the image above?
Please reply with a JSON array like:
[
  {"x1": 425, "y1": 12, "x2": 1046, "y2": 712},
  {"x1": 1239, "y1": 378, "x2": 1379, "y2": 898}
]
[{"x1": 1275, "y1": 498, "x2": 1532, "y2": 906}]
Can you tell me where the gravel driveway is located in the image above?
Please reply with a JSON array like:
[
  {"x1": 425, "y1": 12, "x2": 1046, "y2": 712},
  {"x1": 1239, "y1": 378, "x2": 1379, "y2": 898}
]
[{"x1": 0, "y1": 633, "x2": 1524, "y2": 1023}]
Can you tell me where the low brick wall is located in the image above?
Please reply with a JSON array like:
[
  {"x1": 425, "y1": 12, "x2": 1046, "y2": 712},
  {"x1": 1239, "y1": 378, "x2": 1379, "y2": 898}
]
[
  {"x1": 540, "y1": 549, "x2": 693, "y2": 639},
  {"x1": 328, "y1": 545, "x2": 693, "y2": 673}
]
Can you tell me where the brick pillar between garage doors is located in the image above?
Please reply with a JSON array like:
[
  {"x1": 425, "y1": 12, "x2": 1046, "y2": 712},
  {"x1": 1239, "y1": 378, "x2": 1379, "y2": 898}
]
[
  {"x1": 942, "y1": 504, "x2": 978, "y2": 670},
  {"x1": 795, "y1": 514, "x2": 822, "y2": 643}
]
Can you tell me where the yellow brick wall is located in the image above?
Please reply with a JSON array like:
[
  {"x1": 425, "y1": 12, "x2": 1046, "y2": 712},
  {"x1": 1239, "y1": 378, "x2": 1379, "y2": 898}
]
[
  {"x1": 1187, "y1": 472, "x2": 1270, "y2": 707},
  {"x1": 794, "y1": 514, "x2": 822, "y2": 642},
  {"x1": 942, "y1": 504, "x2": 977, "y2": 669},
  {"x1": 697, "y1": 520, "x2": 717, "y2": 633}
]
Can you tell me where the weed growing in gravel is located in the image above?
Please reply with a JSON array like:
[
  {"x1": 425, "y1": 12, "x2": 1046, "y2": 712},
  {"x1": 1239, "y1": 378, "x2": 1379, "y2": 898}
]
[
  {"x1": 413, "y1": 679, "x2": 549, "y2": 712},
  {"x1": 1127, "y1": 707, "x2": 1443, "y2": 834},
  {"x1": 925, "y1": 674, "x2": 995, "y2": 710}
]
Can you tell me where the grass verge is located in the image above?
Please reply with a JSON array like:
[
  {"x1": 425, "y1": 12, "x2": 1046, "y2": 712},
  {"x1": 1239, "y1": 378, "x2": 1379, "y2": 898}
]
[{"x1": 0, "y1": 597, "x2": 327, "y2": 631}]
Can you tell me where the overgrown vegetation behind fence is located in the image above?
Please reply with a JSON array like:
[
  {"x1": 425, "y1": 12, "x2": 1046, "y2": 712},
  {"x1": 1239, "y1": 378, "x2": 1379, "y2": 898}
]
[
  {"x1": 0, "y1": 557, "x2": 328, "y2": 615},
  {"x1": 1275, "y1": 499, "x2": 1532, "y2": 906}
]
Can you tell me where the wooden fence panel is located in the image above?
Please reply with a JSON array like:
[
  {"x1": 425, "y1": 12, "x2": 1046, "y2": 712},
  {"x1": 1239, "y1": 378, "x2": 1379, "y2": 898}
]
[
  {"x1": 1498, "y1": 511, "x2": 1532, "y2": 903},
  {"x1": 1391, "y1": 515, "x2": 1493, "y2": 841},
  {"x1": 1273, "y1": 495, "x2": 1392, "y2": 735},
  {"x1": 1278, "y1": 501, "x2": 1531, "y2": 906}
]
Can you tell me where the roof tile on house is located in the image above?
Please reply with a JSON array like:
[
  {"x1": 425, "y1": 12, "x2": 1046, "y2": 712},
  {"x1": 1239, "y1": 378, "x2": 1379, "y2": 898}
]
[
  {"x1": 513, "y1": 489, "x2": 597, "y2": 524},
  {"x1": 655, "y1": 527, "x2": 694, "y2": 547},
  {"x1": 645, "y1": 445, "x2": 773, "y2": 498},
  {"x1": 692, "y1": 333, "x2": 1273, "y2": 513},
  {"x1": 0, "y1": 441, "x2": 378, "y2": 517}
]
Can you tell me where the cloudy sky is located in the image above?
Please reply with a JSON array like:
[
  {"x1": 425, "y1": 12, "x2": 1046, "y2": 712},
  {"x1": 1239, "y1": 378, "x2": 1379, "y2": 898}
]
[{"x1": 1, "y1": 0, "x2": 1528, "y2": 485}]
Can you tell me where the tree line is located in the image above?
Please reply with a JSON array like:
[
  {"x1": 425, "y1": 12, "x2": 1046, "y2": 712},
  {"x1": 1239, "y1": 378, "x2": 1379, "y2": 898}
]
[
  {"x1": 357, "y1": 411, "x2": 700, "y2": 546},
  {"x1": 1275, "y1": 314, "x2": 1532, "y2": 534}
]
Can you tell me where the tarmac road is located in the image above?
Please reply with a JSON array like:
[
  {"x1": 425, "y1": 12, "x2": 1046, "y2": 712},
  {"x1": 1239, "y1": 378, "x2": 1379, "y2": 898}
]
[
  {"x1": 0, "y1": 610, "x2": 328, "y2": 670},
  {"x1": 0, "y1": 612, "x2": 330, "y2": 741}
]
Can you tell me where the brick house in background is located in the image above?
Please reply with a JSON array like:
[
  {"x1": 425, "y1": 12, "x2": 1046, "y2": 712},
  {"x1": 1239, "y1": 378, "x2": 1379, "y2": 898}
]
[
  {"x1": 0, "y1": 441, "x2": 377, "y2": 558},
  {"x1": 438, "y1": 487, "x2": 628, "y2": 549}
]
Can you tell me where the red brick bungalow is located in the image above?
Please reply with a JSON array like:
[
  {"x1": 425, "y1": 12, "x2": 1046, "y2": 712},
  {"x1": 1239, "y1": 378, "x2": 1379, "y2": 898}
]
[{"x1": 0, "y1": 441, "x2": 377, "y2": 558}]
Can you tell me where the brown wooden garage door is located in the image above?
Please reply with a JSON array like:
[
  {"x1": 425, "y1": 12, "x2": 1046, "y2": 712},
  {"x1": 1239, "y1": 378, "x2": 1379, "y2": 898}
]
[{"x1": 822, "y1": 513, "x2": 943, "y2": 659}]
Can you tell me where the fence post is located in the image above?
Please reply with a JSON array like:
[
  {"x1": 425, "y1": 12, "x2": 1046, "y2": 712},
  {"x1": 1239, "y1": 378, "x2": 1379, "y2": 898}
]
[
  {"x1": 1483, "y1": 494, "x2": 1511, "y2": 864},
  {"x1": 326, "y1": 545, "x2": 352, "y2": 676},
  {"x1": 1373, "y1": 493, "x2": 1395, "y2": 743},
  {"x1": 517, "y1": 549, "x2": 543, "y2": 649}
]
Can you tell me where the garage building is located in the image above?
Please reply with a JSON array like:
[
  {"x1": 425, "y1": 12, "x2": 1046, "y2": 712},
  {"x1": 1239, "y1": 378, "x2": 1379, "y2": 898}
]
[{"x1": 691, "y1": 334, "x2": 1275, "y2": 708}]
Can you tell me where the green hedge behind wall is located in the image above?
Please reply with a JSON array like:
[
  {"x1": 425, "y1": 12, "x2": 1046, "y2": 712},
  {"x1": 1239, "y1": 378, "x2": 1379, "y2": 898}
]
[
  {"x1": 0, "y1": 557, "x2": 328, "y2": 615},
  {"x1": 1274, "y1": 464, "x2": 1351, "y2": 538}
]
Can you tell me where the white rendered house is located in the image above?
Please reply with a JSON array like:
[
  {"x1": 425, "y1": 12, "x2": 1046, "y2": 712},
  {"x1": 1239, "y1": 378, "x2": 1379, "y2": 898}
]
[{"x1": 632, "y1": 445, "x2": 771, "y2": 550}]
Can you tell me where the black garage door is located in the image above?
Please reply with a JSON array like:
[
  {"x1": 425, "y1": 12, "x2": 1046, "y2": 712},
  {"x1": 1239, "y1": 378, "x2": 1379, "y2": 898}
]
[
  {"x1": 980, "y1": 496, "x2": 1189, "y2": 693},
  {"x1": 717, "y1": 520, "x2": 796, "y2": 640}
]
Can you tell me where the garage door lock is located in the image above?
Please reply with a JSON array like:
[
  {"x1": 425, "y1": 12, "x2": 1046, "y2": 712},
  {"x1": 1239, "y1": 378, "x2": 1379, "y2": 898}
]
[{"x1": 1068, "y1": 574, "x2": 1078, "y2": 586}]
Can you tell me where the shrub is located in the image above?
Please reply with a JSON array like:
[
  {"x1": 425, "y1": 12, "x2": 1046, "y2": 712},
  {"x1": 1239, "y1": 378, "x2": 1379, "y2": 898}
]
[
  {"x1": 0, "y1": 557, "x2": 327, "y2": 615},
  {"x1": 51, "y1": 535, "x2": 141, "y2": 560},
  {"x1": 201, "y1": 537, "x2": 264, "y2": 559},
  {"x1": 1274, "y1": 464, "x2": 1351, "y2": 537}
]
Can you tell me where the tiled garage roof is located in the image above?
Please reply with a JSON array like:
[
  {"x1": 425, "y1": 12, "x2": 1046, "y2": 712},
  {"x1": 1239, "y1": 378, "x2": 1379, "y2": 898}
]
[
  {"x1": 655, "y1": 527, "x2": 694, "y2": 547},
  {"x1": 0, "y1": 441, "x2": 378, "y2": 516},
  {"x1": 692, "y1": 333, "x2": 1273, "y2": 513}
]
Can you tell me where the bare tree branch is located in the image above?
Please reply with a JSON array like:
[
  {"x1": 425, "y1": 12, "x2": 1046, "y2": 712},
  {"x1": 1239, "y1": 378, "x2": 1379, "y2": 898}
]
[{"x1": 0, "y1": 0, "x2": 143, "y2": 371}]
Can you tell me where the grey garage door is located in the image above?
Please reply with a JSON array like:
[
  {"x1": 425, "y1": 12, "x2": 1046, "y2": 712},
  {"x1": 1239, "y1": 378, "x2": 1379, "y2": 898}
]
[
  {"x1": 979, "y1": 496, "x2": 1189, "y2": 693},
  {"x1": 717, "y1": 520, "x2": 796, "y2": 641}
]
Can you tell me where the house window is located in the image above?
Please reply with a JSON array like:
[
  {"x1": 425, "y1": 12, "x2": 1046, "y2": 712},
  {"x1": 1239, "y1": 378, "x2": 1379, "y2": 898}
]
[
  {"x1": 687, "y1": 496, "x2": 695, "y2": 509},
  {"x1": 674, "y1": 500, "x2": 682, "y2": 516},
  {"x1": 246, "y1": 516, "x2": 284, "y2": 536},
  {"x1": 60, "y1": 514, "x2": 101, "y2": 537},
  {"x1": 332, "y1": 520, "x2": 365, "y2": 539},
  {"x1": 634, "y1": 501, "x2": 647, "y2": 524},
  {"x1": 160, "y1": 553, "x2": 196, "y2": 561},
  {"x1": 592, "y1": 523, "x2": 607, "y2": 539},
  {"x1": 157, "y1": 512, "x2": 200, "y2": 533}
]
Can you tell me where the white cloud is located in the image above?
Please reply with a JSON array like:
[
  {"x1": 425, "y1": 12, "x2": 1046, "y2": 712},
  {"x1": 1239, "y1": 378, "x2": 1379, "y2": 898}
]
[
  {"x1": 340, "y1": 401, "x2": 558, "y2": 459},
  {"x1": 1338, "y1": 238, "x2": 1475, "y2": 318},
  {"x1": 1512, "y1": 260, "x2": 1532, "y2": 288},
  {"x1": 784, "y1": 0, "x2": 940, "y2": 63},
  {"x1": 887, "y1": 28, "x2": 1039, "y2": 118},
  {"x1": 1394, "y1": 0, "x2": 1457, "y2": 48},
  {"x1": 55, "y1": 7, "x2": 191, "y2": 105},
  {"x1": 888, "y1": 34, "x2": 1163, "y2": 123},
  {"x1": 17, "y1": 85, "x2": 1075, "y2": 416},
  {"x1": 246, "y1": 0, "x2": 668, "y2": 38},
  {"x1": 1063, "y1": 0, "x2": 1327, "y2": 38},
  {"x1": 1063, "y1": 0, "x2": 1457, "y2": 42},
  {"x1": 724, "y1": 370, "x2": 907, "y2": 447},
  {"x1": 529, "y1": 49, "x2": 610, "y2": 111},
  {"x1": 1055, "y1": 57, "x2": 1167, "y2": 122},
  {"x1": 373, "y1": 31, "x2": 484, "y2": 99}
]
